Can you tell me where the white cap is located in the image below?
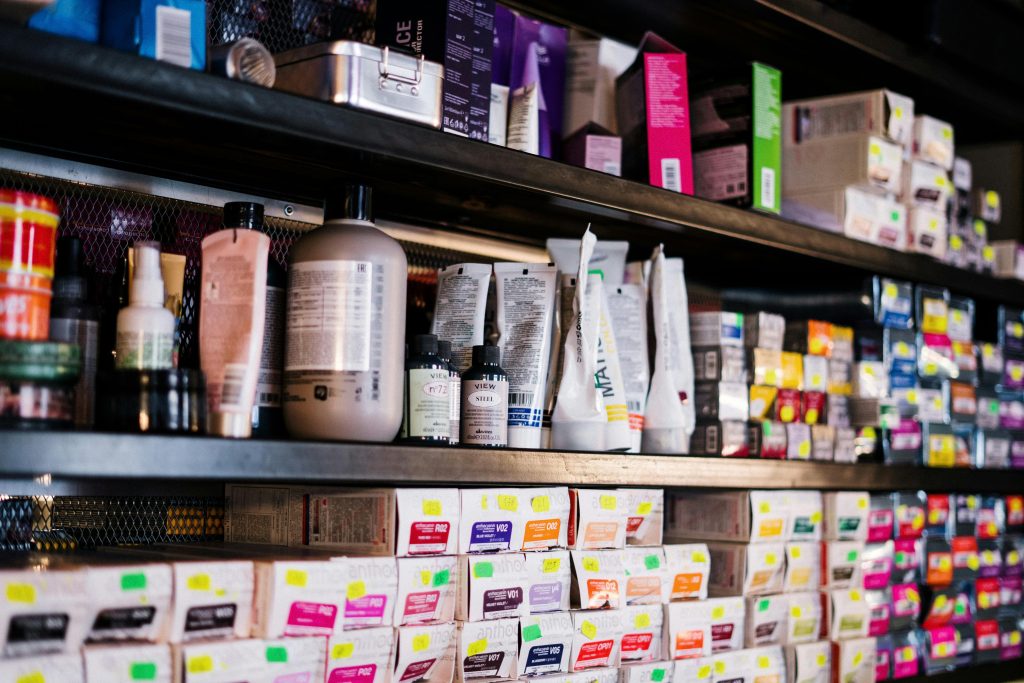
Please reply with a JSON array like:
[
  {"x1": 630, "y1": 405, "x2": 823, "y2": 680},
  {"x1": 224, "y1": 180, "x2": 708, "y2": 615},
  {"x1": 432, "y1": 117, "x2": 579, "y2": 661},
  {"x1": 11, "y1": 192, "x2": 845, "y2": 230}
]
[{"x1": 130, "y1": 241, "x2": 166, "y2": 306}]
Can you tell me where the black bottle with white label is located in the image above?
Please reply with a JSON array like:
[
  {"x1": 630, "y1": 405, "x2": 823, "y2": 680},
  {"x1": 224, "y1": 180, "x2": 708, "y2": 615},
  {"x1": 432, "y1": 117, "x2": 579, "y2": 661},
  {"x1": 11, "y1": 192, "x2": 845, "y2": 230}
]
[
  {"x1": 461, "y1": 344, "x2": 508, "y2": 447},
  {"x1": 402, "y1": 334, "x2": 450, "y2": 443}
]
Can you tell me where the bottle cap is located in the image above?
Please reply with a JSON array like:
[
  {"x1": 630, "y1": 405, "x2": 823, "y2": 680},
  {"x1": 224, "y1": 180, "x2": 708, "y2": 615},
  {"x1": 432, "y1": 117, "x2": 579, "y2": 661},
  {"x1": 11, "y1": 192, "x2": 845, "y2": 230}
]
[
  {"x1": 130, "y1": 241, "x2": 166, "y2": 306},
  {"x1": 473, "y1": 344, "x2": 501, "y2": 366},
  {"x1": 437, "y1": 340, "x2": 453, "y2": 362},
  {"x1": 223, "y1": 202, "x2": 265, "y2": 230},
  {"x1": 326, "y1": 184, "x2": 373, "y2": 222},
  {"x1": 52, "y1": 236, "x2": 88, "y2": 301},
  {"x1": 412, "y1": 334, "x2": 438, "y2": 356}
]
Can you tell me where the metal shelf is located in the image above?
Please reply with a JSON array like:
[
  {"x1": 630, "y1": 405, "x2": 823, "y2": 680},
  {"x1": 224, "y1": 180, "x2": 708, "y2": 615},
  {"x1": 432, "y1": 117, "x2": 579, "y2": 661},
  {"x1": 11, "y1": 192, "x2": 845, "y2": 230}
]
[
  {"x1": 904, "y1": 660, "x2": 1024, "y2": 683},
  {"x1": 2, "y1": 25, "x2": 1024, "y2": 305},
  {"x1": 2, "y1": 431, "x2": 1022, "y2": 492}
]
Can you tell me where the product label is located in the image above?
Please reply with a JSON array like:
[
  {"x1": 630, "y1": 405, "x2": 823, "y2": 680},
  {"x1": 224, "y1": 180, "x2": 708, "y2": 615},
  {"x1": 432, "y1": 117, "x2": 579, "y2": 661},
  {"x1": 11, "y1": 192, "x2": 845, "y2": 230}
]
[
  {"x1": 529, "y1": 582, "x2": 563, "y2": 612},
  {"x1": 621, "y1": 633, "x2": 654, "y2": 653},
  {"x1": 403, "y1": 591, "x2": 440, "y2": 620},
  {"x1": 400, "y1": 659, "x2": 436, "y2": 682},
  {"x1": 257, "y1": 284, "x2": 285, "y2": 408},
  {"x1": 408, "y1": 368, "x2": 450, "y2": 439},
  {"x1": 674, "y1": 630, "x2": 705, "y2": 659},
  {"x1": 4, "y1": 613, "x2": 68, "y2": 656},
  {"x1": 524, "y1": 643, "x2": 564, "y2": 675},
  {"x1": 287, "y1": 601, "x2": 338, "y2": 633},
  {"x1": 694, "y1": 144, "x2": 748, "y2": 201},
  {"x1": 91, "y1": 606, "x2": 157, "y2": 633},
  {"x1": 482, "y1": 587, "x2": 523, "y2": 617},
  {"x1": 329, "y1": 663, "x2": 377, "y2": 683},
  {"x1": 183, "y1": 603, "x2": 236, "y2": 639},
  {"x1": 576, "y1": 639, "x2": 614, "y2": 667},
  {"x1": 463, "y1": 651, "x2": 505, "y2": 676},
  {"x1": 345, "y1": 594, "x2": 388, "y2": 623},
  {"x1": 469, "y1": 521, "x2": 513, "y2": 552},
  {"x1": 409, "y1": 521, "x2": 451, "y2": 555},
  {"x1": 868, "y1": 509, "x2": 894, "y2": 542},
  {"x1": 523, "y1": 519, "x2": 561, "y2": 550},
  {"x1": 115, "y1": 330, "x2": 173, "y2": 370},
  {"x1": 462, "y1": 379, "x2": 509, "y2": 446}
]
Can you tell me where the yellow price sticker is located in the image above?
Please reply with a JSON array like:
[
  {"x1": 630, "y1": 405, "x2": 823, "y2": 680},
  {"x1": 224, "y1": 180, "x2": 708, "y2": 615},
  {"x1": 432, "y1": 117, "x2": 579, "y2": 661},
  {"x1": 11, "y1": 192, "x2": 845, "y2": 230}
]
[
  {"x1": 816, "y1": 653, "x2": 827, "y2": 668},
  {"x1": 422, "y1": 500, "x2": 442, "y2": 516},
  {"x1": 637, "y1": 501, "x2": 653, "y2": 515},
  {"x1": 884, "y1": 283, "x2": 899, "y2": 299},
  {"x1": 1011, "y1": 631, "x2": 1022, "y2": 646},
  {"x1": 810, "y1": 511, "x2": 822, "y2": 524},
  {"x1": 542, "y1": 558, "x2": 561, "y2": 574},
  {"x1": 711, "y1": 606, "x2": 725, "y2": 620},
  {"x1": 5, "y1": 583, "x2": 35, "y2": 604},
  {"x1": 697, "y1": 665, "x2": 712, "y2": 679},
  {"x1": 420, "y1": 571, "x2": 431, "y2": 587},
  {"x1": 942, "y1": 127, "x2": 953, "y2": 139},
  {"x1": 950, "y1": 235, "x2": 963, "y2": 251},
  {"x1": 532, "y1": 496, "x2": 550, "y2": 513},
  {"x1": 467, "y1": 639, "x2": 488, "y2": 657},
  {"x1": 580, "y1": 620, "x2": 597, "y2": 640},
  {"x1": 692, "y1": 551, "x2": 707, "y2": 564},
  {"x1": 791, "y1": 606, "x2": 803, "y2": 618},
  {"x1": 285, "y1": 570, "x2": 307, "y2": 588},
  {"x1": 715, "y1": 661, "x2": 727, "y2": 675},
  {"x1": 857, "y1": 497, "x2": 868, "y2": 509},
  {"x1": 853, "y1": 652, "x2": 863, "y2": 666},
  {"x1": 780, "y1": 405, "x2": 795, "y2": 422},
  {"x1": 599, "y1": 495, "x2": 617, "y2": 511},
  {"x1": 758, "y1": 656, "x2": 771, "y2": 669},
  {"x1": 582, "y1": 557, "x2": 600, "y2": 572},
  {"x1": 187, "y1": 656, "x2": 214, "y2": 674},
  {"x1": 791, "y1": 546, "x2": 802, "y2": 560},
  {"x1": 798, "y1": 440, "x2": 811, "y2": 458},
  {"x1": 332, "y1": 643, "x2": 355, "y2": 660},
  {"x1": 869, "y1": 143, "x2": 881, "y2": 156},
  {"x1": 765, "y1": 553, "x2": 777, "y2": 566},
  {"x1": 983, "y1": 245, "x2": 995, "y2": 262},
  {"x1": 497, "y1": 495, "x2": 518, "y2": 512},
  {"x1": 412, "y1": 634, "x2": 431, "y2": 652},
  {"x1": 765, "y1": 369, "x2": 778, "y2": 385},
  {"x1": 634, "y1": 612, "x2": 651, "y2": 629},
  {"x1": 967, "y1": 555, "x2": 980, "y2": 571},
  {"x1": 347, "y1": 581, "x2": 366, "y2": 601},
  {"x1": 15, "y1": 674, "x2": 44, "y2": 683},
  {"x1": 894, "y1": 107, "x2": 904, "y2": 119},
  {"x1": 850, "y1": 590, "x2": 861, "y2": 602},
  {"x1": 934, "y1": 595, "x2": 948, "y2": 611},
  {"x1": 987, "y1": 190, "x2": 999, "y2": 208},
  {"x1": 186, "y1": 574, "x2": 211, "y2": 591},
  {"x1": 759, "y1": 502, "x2": 771, "y2": 514}
]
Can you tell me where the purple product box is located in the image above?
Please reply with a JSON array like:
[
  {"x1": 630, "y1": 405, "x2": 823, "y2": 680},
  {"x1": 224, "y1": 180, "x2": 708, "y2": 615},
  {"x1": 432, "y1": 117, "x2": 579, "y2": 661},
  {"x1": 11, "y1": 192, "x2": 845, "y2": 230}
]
[
  {"x1": 509, "y1": 12, "x2": 568, "y2": 158},
  {"x1": 492, "y1": 4, "x2": 515, "y2": 86},
  {"x1": 469, "y1": 0, "x2": 495, "y2": 141},
  {"x1": 563, "y1": 124, "x2": 622, "y2": 176},
  {"x1": 375, "y1": 0, "x2": 477, "y2": 136}
]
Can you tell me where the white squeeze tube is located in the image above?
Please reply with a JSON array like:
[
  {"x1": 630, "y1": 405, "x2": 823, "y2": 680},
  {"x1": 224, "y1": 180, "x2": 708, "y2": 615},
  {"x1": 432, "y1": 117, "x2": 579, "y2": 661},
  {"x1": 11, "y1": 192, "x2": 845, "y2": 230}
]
[
  {"x1": 539, "y1": 283, "x2": 561, "y2": 449},
  {"x1": 595, "y1": 280, "x2": 632, "y2": 451},
  {"x1": 494, "y1": 262, "x2": 558, "y2": 449},
  {"x1": 641, "y1": 245, "x2": 688, "y2": 453},
  {"x1": 665, "y1": 257, "x2": 696, "y2": 449},
  {"x1": 431, "y1": 263, "x2": 492, "y2": 372},
  {"x1": 199, "y1": 229, "x2": 270, "y2": 438},
  {"x1": 552, "y1": 228, "x2": 607, "y2": 451},
  {"x1": 608, "y1": 284, "x2": 649, "y2": 453}
]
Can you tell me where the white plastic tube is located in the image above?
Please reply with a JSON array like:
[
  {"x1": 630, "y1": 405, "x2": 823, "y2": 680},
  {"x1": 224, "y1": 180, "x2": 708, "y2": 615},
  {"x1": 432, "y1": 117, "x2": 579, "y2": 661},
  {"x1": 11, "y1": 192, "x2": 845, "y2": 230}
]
[
  {"x1": 641, "y1": 246, "x2": 688, "y2": 453},
  {"x1": 200, "y1": 229, "x2": 270, "y2": 438},
  {"x1": 608, "y1": 284, "x2": 649, "y2": 453},
  {"x1": 431, "y1": 263, "x2": 492, "y2": 372},
  {"x1": 547, "y1": 238, "x2": 630, "y2": 287},
  {"x1": 551, "y1": 228, "x2": 607, "y2": 451},
  {"x1": 665, "y1": 257, "x2": 696, "y2": 449},
  {"x1": 494, "y1": 262, "x2": 558, "y2": 449},
  {"x1": 596, "y1": 284, "x2": 632, "y2": 451}
]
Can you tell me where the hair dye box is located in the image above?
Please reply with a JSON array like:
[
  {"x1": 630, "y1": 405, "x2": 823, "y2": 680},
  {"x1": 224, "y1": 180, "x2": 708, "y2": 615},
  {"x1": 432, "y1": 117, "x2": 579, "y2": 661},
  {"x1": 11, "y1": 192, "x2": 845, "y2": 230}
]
[
  {"x1": 396, "y1": 555, "x2": 457, "y2": 625},
  {"x1": 251, "y1": 559, "x2": 349, "y2": 637},
  {"x1": 524, "y1": 550, "x2": 572, "y2": 614},
  {"x1": 326, "y1": 627, "x2": 396, "y2": 683},
  {"x1": 563, "y1": 33, "x2": 638, "y2": 136},
  {"x1": 519, "y1": 612, "x2": 574, "y2": 677},
  {"x1": 569, "y1": 609, "x2": 623, "y2": 671},
  {"x1": 456, "y1": 617, "x2": 520, "y2": 681},
  {"x1": 569, "y1": 489, "x2": 628, "y2": 550},
  {"x1": 457, "y1": 553, "x2": 529, "y2": 622},
  {"x1": 783, "y1": 89, "x2": 914, "y2": 147},
  {"x1": 394, "y1": 622, "x2": 458, "y2": 683},
  {"x1": 0, "y1": 652, "x2": 83, "y2": 682},
  {"x1": 615, "y1": 32, "x2": 693, "y2": 194},
  {"x1": 84, "y1": 643, "x2": 172, "y2": 683}
]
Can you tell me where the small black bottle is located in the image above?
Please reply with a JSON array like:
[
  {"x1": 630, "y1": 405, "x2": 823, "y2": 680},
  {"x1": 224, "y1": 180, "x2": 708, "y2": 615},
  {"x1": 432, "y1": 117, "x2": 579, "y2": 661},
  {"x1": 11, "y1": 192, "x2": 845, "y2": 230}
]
[
  {"x1": 402, "y1": 334, "x2": 451, "y2": 443},
  {"x1": 461, "y1": 344, "x2": 509, "y2": 447},
  {"x1": 437, "y1": 340, "x2": 460, "y2": 446}
]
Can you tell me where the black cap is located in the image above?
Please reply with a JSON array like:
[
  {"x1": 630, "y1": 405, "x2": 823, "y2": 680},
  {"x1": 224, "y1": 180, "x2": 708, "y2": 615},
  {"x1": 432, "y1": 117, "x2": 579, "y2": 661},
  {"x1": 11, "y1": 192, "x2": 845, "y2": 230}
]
[
  {"x1": 413, "y1": 334, "x2": 438, "y2": 355},
  {"x1": 52, "y1": 236, "x2": 88, "y2": 301},
  {"x1": 472, "y1": 344, "x2": 500, "y2": 365},
  {"x1": 437, "y1": 340, "x2": 452, "y2": 362},
  {"x1": 224, "y1": 202, "x2": 265, "y2": 230},
  {"x1": 325, "y1": 184, "x2": 373, "y2": 222}
]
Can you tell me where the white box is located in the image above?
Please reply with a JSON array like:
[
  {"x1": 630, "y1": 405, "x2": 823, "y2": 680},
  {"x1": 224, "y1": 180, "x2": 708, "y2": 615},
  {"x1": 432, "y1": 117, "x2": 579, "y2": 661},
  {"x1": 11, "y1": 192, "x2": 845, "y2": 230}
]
[
  {"x1": 84, "y1": 643, "x2": 171, "y2": 683},
  {"x1": 488, "y1": 84, "x2": 509, "y2": 147},
  {"x1": 663, "y1": 544, "x2": 710, "y2": 601},
  {"x1": 251, "y1": 560, "x2": 348, "y2": 637},
  {"x1": 621, "y1": 547, "x2": 666, "y2": 606},
  {"x1": 0, "y1": 653, "x2": 83, "y2": 682},
  {"x1": 783, "y1": 491, "x2": 823, "y2": 543},
  {"x1": 0, "y1": 565, "x2": 89, "y2": 657},
  {"x1": 784, "y1": 187, "x2": 907, "y2": 250},
  {"x1": 570, "y1": 668, "x2": 619, "y2": 683},
  {"x1": 457, "y1": 554, "x2": 529, "y2": 622},
  {"x1": 168, "y1": 560, "x2": 253, "y2": 643},
  {"x1": 620, "y1": 488, "x2": 665, "y2": 547},
  {"x1": 707, "y1": 597, "x2": 745, "y2": 653},
  {"x1": 706, "y1": 542, "x2": 785, "y2": 596},
  {"x1": 457, "y1": 618, "x2": 519, "y2": 681},
  {"x1": 746, "y1": 646, "x2": 786, "y2": 682},
  {"x1": 394, "y1": 623, "x2": 457, "y2": 683},
  {"x1": 690, "y1": 312, "x2": 744, "y2": 348},
  {"x1": 784, "y1": 134, "x2": 903, "y2": 194},
  {"x1": 664, "y1": 601, "x2": 712, "y2": 660},
  {"x1": 745, "y1": 594, "x2": 787, "y2": 648},
  {"x1": 331, "y1": 556, "x2": 399, "y2": 629},
  {"x1": 991, "y1": 240, "x2": 1024, "y2": 280},
  {"x1": 913, "y1": 115, "x2": 954, "y2": 170},
  {"x1": 619, "y1": 661, "x2": 674, "y2": 683},
  {"x1": 524, "y1": 550, "x2": 572, "y2": 614},
  {"x1": 82, "y1": 562, "x2": 172, "y2": 643},
  {"x1": 570, "y1": 550, "x2": 625, "y2": 610},
  {"x1": 710, "y1": 647, "x2": 752, "y2": 681},
  {"x1": 803, "y1": 355, "x2": 829, "y2": 394},
  {"x1": 396, "y1": 489, "x2": 461, "y2": 556},
  {"x1": 563, "y1": 35, "x2": 638, "y2": 136},
  {"x1": 460, "y1": 488, "x2": 522, "y2": 554},
  {"x1": 785, "y1": 641, "x2": 830, "y2": 683},
  {"x1": 783, "y1": 89, "x2": 915, "y2": 147},
  {"x1": 783, "y1": 543, "x2": 821, "y2": 593},
  {"x1": 784, "y1": 593, "x2": 822, "y2": 645},
  {"x1": 262, "y1": 636, "x2": 328, "y2": 682},
  {"x1": 326, "y1": 627, "x2": 396, "y2": 683},
  {"x1": 826, "y1": 589, "x2": 870, "y2": 641},
  {"x1": 908, "y1": 206, "x2": 948, "y2": 259},
  {"x1": 618, "y1": 604, "x2": 664, "y2": 663},
  {"x1": 519, "y1": 612, "x2": 574, "y2": 677},
  {"x1": 178, "y1": 639, "x2": 265, "y2": 682},
  {"x1": 823, "y1": 492, "x2": 870, "y2": 541},
  {"x1": 569, "y1": 609, "x2": 623, "y2": 670},
  {"x1": 395, "y1": 556, "x2": 457, "y2": 626},
  {"x1": 667, "y1": 490, "x2": 788, "y2": 543},
  {"x1": 823, "y1": 541, "x2": 864, "y2": 589},
  {"x1": 569, "y1": 489, "x2": 628, "y2": 550},
  {"x1": 833, "y1": 637, "x2": 876, "y2": 683},
  {"x1": 518, "y1": 487, "x2": 571, "y2": 551},
  {"x1": 902, "y1": 159, "x2": 951, "y2": 210}
]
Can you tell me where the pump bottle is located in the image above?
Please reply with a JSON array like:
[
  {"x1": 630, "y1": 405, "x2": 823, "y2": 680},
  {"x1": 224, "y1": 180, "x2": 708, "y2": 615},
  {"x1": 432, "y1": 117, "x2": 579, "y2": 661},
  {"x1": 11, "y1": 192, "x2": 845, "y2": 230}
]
[
  {"x1": 115, "y1": 241, "x2": 175, "y2": 370},
  {"x1": 283, "y1": 184, "x2": 407, "y2": 441}
]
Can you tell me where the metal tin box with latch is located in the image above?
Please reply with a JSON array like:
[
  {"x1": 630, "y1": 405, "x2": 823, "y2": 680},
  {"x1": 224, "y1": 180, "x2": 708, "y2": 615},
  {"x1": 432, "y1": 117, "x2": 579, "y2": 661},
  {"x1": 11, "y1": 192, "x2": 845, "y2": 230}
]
[{"x1": 273, "y1": 42, "x2": 444, "y2": 128}]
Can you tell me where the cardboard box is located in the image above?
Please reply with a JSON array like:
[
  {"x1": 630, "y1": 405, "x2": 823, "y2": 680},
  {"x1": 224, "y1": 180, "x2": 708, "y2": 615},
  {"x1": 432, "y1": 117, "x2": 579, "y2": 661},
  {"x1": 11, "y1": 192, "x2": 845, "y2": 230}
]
[
  {"x1": 394, "y1": 623, "x2": 458, "y2": 683},
  {"x1": 101, "y1": 0, "x2": 206, "y2": 70},
  {"x1": 706, "y1": 542, "x2": 785, "y2": 597},
  {"x1": 902, "y1": 159, "x2": 952, "y2": 211},
  {"x1": 0, "y1": 563, "x2": 84, "y2": 657},
  {"x1": 690, "y1": 421, "x2": 750, "y2": 457},
  {"x1": 569, "y1": 489, "x2": 628, "y2": 550},
  {"x1": 694, "y1": 346, "x2": 748, "y2": 383},
  {"x1": 326, "y1": 627, "x2": 396, "y2": 683},
  {"x1": 569, "y1": 609, "x2": 623, "y2": 670},
  {"x1": 991, "y1": 240, "x2": 1024, "y2": 280},
  {"x1": 823, "y1": 541, "x2": 864, "y2": 589},
  {"x1": 563, "y1": 34, "x2": 637, "y2": 136},
  {"x1": 823, "y1": 492, "x2": 870, "y2": 541},
  {"x1": 618, "y1": 604, "x2": 663, "y2": 663},
  {"x1": 913, "y1": 115, "x2": 954, "y2": 170},
  {"x1": 457, "y1": 554, "x2": 529, "y2": 622},
  {"x1": 620, "y1": 488, "x2": 664, "y2": 547},
  {"x1": 570, "y1": 550, "x2": 625, "y2": 610},
  {"x1": 663, "y1": 543, "x2": 711, "y2": 601},
  {"x1": 524, "y1": 550, "x2": 572, "y2": 614},
  {"x1": 671, "y1": 657, "x2": 712, "y2": 680},
  {"x1": 707, "y1": 596, "x2": 745, "y2": 653},
  {"x1": 619, "y1": 661, "x2": 674, "y2": 683},
  {"x1": 664, "y1": 601, "x2": 712, "y2": 660},
  {"x1": 81, "y1": 562, "x2": 173, "y2": 643},
  {"x1": 666, "y1": 490, "x2": 788, "y2": 544},
  {"x1": 695, "y1": 382, "x2": 749, "y2": 421},
  {"x1": 783, "y1": 89, "x2": 914, "y2": 147},
  {"x1": 0, "y1": 652, "x2": 83, "y2": 681},
  {"x1": 167, "y1": 560, "x2": 254, "y2": 643},
  {"x1": 177, "y1": 639, "x2": 264, "y2": 682},
  {"x1": 616, "y1": 32, "x2": 693, "y2": 194},
  {"x1": 785, "y1": 641, "x2": 830, "y2": 683},
  {"x1": 84, "y1": 643, "x2": 171, "y2": 683},
  {"x1": 564, "y1": 125, "x2": 623, "y2": 176},
  {"x1": 783, "y1": 543, "x2": 820, "y2": 593},
  {"x1": 784, "y1": 133, "x2": 903, "y2": 194},
  {"x1": 784, "y1": 186, "x2": 906, "y2": 250},
  {"x1": 746, "y1": 313, "x2": 786, "y2": 351},
  {"x1": 329, "y1": 556, "x2": 399, "y2": 629},
  {"x1": 251, "y1": 560, "x2": 349, "y2": 637},
  {"x1": 785, "y1": 422, "x2": 812, "y2": 460},
  {"x1": 519, "y1": 612, "x2": 573, "y2": 676},
  {"x1": 745, "y1": 594, "x2": 787, "y2": 647},
  {"x1": 860, "y1": 542, "x2": 894, "y2": 590},
  {"x1": 832, "y1": 637, "x2": 876, "y2": 683},
  {"x1": 784, "y1": 592, "x2": 821, "y2": 645},
  {"x1": 826, "y1": 589, "x2": 870, "y2": 640},
  {"x1": 396, "y1": 555, "x2": 458, "y2": 625},
  {"x1": 620, "y1": 547, "x2": 665, "y2": 606},
  {"x1": 690, "y1": 312, "x2": 745, "y2": 348},
  {"x1": 459, "y1": 488, "x2": 519, "y2": 554},
  {"x1": 456, "y1": 617, "x2": 519, "y2": 681},
  {"x1": 507, "y1": 12, "x2": 567, "y2": 157}
]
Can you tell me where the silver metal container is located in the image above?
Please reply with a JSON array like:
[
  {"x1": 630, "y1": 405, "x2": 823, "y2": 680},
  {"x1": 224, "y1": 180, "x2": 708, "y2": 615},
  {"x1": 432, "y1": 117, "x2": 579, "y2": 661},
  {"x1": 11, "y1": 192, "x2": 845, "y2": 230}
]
[
  {"x1": 210, "y1": 38, "x2": 276, "y2": 87},
  {"x1": 274, "y1": 41, "x2": 444, "y2": 129}
]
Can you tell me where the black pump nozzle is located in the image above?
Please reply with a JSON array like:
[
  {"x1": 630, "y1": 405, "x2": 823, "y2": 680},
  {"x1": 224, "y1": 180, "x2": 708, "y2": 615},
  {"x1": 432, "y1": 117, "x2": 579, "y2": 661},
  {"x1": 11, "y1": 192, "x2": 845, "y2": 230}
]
[
  {"x1": 326, "y1": 184, "x2": 373, "y2": 222},
  {"x1": 224, "y1": 202, "x2": 265, "y2": 230}
]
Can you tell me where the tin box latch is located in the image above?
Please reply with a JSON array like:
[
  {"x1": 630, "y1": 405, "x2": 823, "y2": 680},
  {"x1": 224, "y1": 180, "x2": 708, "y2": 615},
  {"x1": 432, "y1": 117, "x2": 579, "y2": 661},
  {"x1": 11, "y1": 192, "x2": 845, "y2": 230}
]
[{"x1": 378, "y1": 46, "x2": 424, "y2": 96}]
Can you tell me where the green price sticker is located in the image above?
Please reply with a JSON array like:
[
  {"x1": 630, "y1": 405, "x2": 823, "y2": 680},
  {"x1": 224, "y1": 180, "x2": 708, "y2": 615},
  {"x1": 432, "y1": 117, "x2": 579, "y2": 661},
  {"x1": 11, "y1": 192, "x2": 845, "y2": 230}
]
[
  {"x1": 473, "y1": 562, "x2": 494, "y2": 579},
  {"x1": 130, "y1": 662, "x2": 157, "y2": 681},
  {"x1": 266, "y1": 646, "x2": 288, "y2": 663},
  {"x1": 433, "y1": 569, "x2": 450, "y2": 587},
  {"x1": 522, "y1": 624, "x2": 542, "y2": 642}
]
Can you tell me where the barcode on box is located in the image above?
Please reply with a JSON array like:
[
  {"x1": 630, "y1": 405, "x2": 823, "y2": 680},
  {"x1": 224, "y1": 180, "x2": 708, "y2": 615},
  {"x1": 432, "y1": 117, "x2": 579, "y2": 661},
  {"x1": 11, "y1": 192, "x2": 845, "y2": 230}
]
[
  {"x1": 661, "y1": 158, "x2": 681, "y2": 193},
  {"x1": 760, "y1": 167, "x2": 776, "y2": 210},
  {"x1": 220, "y1": 364, "x2": 247, "y2": 409},
  {"x1": 156, "y1": 5, "x2": 193, "y2": 68},
  {"x1": 509, "y1": 392, "x2": 534, "y2": 407}
]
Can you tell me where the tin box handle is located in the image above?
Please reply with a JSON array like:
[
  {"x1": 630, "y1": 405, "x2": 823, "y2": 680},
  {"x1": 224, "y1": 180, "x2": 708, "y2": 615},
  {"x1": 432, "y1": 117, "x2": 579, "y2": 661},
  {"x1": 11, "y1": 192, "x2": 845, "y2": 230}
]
[{"x1": 378, "y1": 45, "x2": 424, "y2": 88}]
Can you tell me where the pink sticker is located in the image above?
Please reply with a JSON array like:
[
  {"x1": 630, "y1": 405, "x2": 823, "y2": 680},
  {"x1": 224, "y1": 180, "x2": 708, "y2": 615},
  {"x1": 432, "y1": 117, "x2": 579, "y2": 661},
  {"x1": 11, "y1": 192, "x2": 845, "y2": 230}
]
[
  {"x1": 345, "y1": 594, "x2": 388, "y2": 622},
  {"x1": 286, "y1": 601, "x2": 338, "y2": 634},
  {"x1": 409, "y1": 521, "x2": 451, "y2": 555},
  {"x1": 276, "y1": 675, "x2": 312, "y2": 683},
  {"x1": 868, "y1": 509, "x2": 894, "y2": 542},
  {"x1": 929, "y1": 626, "x2": 957, "y2": 660},
  {"x1": 892, "y1": 645, "x2": 919, "y2": 679},
  {"x1": 869, "y1": 602, "x2": 891, "y2": 636},
  {"x1": 875, "y1": 647, "x2": 890, "y2": 681},
  {"x1": 892, "y1": 583, "x2": 921, "y2": 620},
  {"x1": 400, "y1": 659, "x2": 436, "y2": 682},
  {"x1": 329, "y1": 663, "x2": 378, "y2": 683},
  {"x1": 402, "y1": 591, "x2": 440, "y2": 622},
  {"x1": 862, "y1": 558, "x2": 893, "y2": 589}
]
